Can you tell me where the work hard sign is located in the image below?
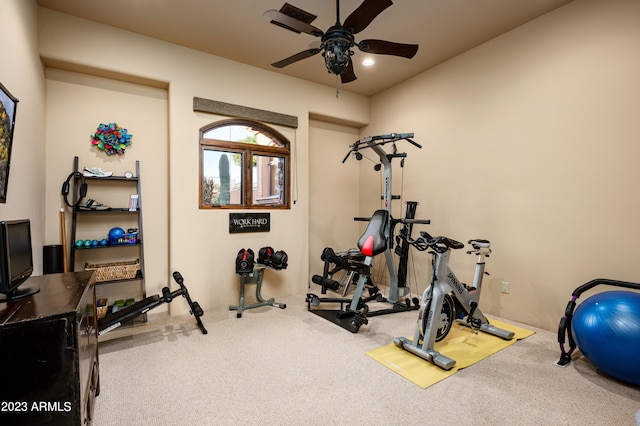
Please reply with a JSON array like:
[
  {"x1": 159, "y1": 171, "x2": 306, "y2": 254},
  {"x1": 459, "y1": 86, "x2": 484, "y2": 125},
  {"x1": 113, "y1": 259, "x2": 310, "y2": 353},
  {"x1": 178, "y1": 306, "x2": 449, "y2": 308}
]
[{"x1": 229, "y1": 213, "x2": 271, "y2": 233}]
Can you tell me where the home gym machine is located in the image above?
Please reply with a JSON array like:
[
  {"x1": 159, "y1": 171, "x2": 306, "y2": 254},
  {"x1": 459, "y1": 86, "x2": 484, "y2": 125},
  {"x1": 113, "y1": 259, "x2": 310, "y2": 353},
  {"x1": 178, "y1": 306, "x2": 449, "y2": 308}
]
[
  {"x1": 98, "y1": 271, "x2": 208, "y2": 335},
  {"x1": 393, "y1": 232, "x2": 514, "y2": 370},
  {"x1": 306, "y1": 133, "x2": 429, "y2": 333}
]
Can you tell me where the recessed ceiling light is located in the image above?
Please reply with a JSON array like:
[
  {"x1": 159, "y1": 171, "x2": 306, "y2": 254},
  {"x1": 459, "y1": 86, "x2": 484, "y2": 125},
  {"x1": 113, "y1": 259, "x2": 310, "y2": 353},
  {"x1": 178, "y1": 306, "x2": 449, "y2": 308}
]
[{"x1": 362, "y1": 58, "x2": 375, "y2": 67}]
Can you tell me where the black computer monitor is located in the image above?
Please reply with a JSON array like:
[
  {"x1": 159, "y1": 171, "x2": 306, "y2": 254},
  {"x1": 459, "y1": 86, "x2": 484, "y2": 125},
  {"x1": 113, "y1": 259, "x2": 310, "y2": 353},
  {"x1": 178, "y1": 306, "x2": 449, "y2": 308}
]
[{"x1": 0, "y1": 219, "x2": 38, "y2": 302}]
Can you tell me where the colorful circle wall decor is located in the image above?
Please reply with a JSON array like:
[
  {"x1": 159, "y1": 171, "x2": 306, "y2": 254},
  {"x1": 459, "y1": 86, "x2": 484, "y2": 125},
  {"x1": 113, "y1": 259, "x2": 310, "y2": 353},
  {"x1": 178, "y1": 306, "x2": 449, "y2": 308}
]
[{"x1": 90, "y1": 122, "x2": 132, "y2": 155}]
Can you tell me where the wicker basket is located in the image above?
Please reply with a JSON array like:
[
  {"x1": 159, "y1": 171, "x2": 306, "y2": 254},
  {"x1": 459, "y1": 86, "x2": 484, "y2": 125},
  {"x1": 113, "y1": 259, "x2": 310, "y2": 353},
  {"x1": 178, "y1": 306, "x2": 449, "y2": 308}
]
[
  {"x1": 85, "y1": 259, "x2": 140, "y2": 282},
  {"x1": 96, "y1": 298, "x2": 109, "y2": 319}
]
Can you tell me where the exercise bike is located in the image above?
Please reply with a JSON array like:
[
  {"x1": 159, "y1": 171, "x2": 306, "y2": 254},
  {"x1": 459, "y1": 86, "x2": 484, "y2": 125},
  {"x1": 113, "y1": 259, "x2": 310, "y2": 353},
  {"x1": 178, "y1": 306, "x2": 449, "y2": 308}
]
[
  {"x1": 393, "y1": 231, "x2": 514, "y2": 370},
  {"x1": 98, "y1": 271, "x2": 208, "y2": 336},
  {"x1": 306, "y1": 134, "x2": 428, "y2": 333}
]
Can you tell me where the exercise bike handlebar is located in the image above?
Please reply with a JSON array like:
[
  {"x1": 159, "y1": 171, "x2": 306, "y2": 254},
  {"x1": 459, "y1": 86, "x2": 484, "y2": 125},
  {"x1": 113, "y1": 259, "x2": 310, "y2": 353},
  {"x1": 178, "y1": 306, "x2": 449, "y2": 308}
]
[
  {"x1": 342, "y1": 132, "x2": 420, "y2": 163},
  {"x1": 353, "y1": 217, "x2": 431, "y2": 227},
  {"x1": 401, "y1": 231, "x2": 465, "y2": 252}
]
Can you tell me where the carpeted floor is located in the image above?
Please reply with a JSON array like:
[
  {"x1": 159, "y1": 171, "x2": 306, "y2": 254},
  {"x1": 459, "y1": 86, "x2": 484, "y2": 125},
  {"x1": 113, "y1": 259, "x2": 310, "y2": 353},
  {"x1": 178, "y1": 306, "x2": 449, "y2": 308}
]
[{"x1": 94, "y1": 293, "x2": 640, "y2": 425}]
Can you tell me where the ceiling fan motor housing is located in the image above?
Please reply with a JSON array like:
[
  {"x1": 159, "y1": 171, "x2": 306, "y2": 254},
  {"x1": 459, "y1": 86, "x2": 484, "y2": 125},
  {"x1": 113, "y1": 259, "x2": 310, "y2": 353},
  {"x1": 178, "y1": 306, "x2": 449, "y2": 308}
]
[{"x1": 322, "y1": 25, "x2": 354, "y2": 75}]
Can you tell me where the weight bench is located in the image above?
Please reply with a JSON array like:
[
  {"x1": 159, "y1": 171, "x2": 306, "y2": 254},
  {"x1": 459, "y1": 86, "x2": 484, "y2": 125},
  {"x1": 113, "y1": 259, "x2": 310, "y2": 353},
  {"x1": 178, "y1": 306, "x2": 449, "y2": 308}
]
[
  {"x1": 307, "y1": 209, "x2": 419, "y2": 333},
  {"x1": 98, "y1": 271, "x2": 207, "y2": 335}
]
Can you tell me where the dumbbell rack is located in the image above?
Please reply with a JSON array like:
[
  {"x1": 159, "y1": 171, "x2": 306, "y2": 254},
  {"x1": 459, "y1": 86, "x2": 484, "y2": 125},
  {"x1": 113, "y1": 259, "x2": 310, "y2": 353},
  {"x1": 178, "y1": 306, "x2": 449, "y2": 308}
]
[{"x1": 229, "y1": 264, "x2": 286, "y2": 318}]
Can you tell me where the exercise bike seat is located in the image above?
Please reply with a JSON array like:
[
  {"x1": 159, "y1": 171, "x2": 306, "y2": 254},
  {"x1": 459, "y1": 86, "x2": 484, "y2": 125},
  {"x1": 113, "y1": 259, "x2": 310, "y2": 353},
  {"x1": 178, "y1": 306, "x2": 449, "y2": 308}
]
[
  {"x1": 98, "y1": 295, "x2": 162, "y2": 334},
  {"x1": 358, "y1": 210, "x2": 388, "y2": 257}
]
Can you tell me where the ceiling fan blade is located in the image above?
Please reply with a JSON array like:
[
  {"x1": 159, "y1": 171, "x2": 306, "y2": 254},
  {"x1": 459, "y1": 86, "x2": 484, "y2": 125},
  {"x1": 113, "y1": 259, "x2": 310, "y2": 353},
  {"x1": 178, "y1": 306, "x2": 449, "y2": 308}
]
[
  {"x1": 343, "y1": 0, "x2": 393, "y2": 34},
  {"x1": 263, "y1": 10, "x2": 323, "y2": 37},
  {"x1": 340, "y1": 61, "x2": 357, "y2": 83},
  {"x1": 358, "y1": 39, "x2": 418, "y2": 58},
  {"x1": 271, "y1": 49, "x2": 322, "y2": 68}
]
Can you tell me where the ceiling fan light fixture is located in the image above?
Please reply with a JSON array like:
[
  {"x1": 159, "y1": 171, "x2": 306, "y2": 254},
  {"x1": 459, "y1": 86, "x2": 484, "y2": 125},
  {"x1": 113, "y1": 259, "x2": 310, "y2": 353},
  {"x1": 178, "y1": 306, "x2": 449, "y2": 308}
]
[{"x1": 322, "y1": 37, "x2": 353, "y2": 75}]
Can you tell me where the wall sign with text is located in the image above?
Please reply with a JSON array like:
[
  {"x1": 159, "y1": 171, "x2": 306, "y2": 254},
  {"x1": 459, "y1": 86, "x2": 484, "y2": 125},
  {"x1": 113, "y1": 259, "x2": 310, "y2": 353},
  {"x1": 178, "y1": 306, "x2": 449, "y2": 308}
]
[{"x1": 229, "y1": 213, "x2": 270, "y2": 233}]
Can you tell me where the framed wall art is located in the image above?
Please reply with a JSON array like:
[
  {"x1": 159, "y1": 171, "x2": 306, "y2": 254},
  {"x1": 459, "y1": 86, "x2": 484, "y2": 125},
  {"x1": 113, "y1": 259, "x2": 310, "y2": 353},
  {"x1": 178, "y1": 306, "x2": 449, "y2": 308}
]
[{"x1": 0, "y1": 82, "x2": 18, "y2": 203}]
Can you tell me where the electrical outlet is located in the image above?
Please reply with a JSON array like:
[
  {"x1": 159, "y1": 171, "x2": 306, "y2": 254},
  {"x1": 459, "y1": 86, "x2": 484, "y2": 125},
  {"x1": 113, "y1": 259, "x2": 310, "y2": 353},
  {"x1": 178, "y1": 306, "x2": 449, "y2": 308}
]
[{"x1": 501, "y1": 281, "x2": 510, "y2": 294}]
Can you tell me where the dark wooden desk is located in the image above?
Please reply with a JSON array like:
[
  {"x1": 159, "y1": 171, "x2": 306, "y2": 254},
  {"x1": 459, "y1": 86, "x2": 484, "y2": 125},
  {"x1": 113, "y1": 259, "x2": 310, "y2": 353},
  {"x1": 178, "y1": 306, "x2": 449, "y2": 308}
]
[{"x1": 0, "y1": 271, "x2": 98, "y2": 425}]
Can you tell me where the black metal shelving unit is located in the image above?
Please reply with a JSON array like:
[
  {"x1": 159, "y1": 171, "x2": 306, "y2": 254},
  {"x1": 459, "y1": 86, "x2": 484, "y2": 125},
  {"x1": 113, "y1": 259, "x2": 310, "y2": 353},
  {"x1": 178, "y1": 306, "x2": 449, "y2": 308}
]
[{"x1": 69, "y1": 156, "x2": 146, "y2": 323}]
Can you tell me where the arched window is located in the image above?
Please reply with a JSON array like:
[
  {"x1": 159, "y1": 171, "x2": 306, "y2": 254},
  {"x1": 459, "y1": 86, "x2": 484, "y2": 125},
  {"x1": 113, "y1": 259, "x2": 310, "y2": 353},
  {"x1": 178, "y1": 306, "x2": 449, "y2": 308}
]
[{"x1": 200, "y1": 119, "x2": 290, "y2": 209}]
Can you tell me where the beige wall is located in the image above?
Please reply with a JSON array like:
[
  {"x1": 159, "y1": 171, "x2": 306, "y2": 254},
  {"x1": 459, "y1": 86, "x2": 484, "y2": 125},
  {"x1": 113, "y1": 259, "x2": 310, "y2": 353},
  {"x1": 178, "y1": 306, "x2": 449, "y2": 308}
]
[
  {"x1": 37, "y1": 7, "x2": 370, "y2": 315},
  {"x1": 44, "y1": 69, "x2": 169, "y2": 305},
  {"x1": 8, "y1": 0, "x2": 639, "y2": 332},
  {"x1": 308, "y1": 120, "x2": 361, "y2": 276},
  {"x1": 0, "y1": 1, "x2": 46, "y2": 272},
  {"x1": 363, "y1": 0, "x2": 640, "y2": 331}
]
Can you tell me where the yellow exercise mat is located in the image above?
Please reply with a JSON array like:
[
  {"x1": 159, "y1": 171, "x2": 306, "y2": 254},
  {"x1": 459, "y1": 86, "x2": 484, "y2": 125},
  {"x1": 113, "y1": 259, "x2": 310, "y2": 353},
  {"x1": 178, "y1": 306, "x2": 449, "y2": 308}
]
[{"x1": 366, "y1": 319, "x2": 535, "y2": 388}]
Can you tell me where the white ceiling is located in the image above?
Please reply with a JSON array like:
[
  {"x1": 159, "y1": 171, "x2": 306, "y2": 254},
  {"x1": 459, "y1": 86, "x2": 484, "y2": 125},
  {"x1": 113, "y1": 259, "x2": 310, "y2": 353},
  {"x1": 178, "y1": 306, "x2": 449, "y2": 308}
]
[{"x1": 37, "y1": 0, "x2": 573, "y2": 97}]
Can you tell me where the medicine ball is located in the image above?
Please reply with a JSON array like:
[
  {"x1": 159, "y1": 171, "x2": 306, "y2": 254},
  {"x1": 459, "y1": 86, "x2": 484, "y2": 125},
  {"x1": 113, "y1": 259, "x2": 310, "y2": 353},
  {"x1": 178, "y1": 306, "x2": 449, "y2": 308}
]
[
  {"x1": 108, "y1": 227, "x2": 126, "y2": 241},
  {"x1": 235, "y1": 248, "x2": 255, "y2": 274}
]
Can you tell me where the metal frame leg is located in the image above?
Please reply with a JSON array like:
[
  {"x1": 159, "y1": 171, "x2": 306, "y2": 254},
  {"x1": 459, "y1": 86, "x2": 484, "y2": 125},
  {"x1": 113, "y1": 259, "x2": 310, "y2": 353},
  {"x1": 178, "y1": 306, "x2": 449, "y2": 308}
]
[{"x1": 229, "y1": 265, "x2": 287, "y2": 318}]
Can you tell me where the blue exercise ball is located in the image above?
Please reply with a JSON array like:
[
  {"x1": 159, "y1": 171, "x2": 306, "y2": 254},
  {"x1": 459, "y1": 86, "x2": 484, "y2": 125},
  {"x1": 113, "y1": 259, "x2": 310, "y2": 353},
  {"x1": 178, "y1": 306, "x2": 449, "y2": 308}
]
[
  {"x1": 108, "y1": 227, "x2": 125, "y2": 242},
  {"x1": 571, "y1": 290, "x2": 640, "y2": 385}
]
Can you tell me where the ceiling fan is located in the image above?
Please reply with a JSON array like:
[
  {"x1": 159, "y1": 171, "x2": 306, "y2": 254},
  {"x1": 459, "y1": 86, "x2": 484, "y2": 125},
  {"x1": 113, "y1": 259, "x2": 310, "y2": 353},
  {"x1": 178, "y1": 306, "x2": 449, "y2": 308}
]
[{"x1": 263, "y1": 0, "x2": 419, "y2": 84}]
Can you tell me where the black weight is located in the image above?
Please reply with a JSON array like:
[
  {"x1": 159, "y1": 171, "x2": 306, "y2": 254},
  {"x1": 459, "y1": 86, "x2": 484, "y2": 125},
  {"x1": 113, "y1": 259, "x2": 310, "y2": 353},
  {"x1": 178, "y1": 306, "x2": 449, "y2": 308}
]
[
  {"x1": 258, "y1": 246, "x2": 274, "y2": 264},
  {"x1": 269, "y1": 250, "x2": 288, "y2": 270},
  {"x1": 235, "y1": 248, "x2": 255, "y2": 274}
]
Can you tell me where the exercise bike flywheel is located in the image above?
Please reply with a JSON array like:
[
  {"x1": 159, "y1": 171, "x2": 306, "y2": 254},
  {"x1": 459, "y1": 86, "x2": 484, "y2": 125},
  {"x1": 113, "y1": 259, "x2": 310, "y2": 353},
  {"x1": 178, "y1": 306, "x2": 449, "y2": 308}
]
[{"x1": 419, "y1": 293, "x2": 455, "y2": 342}]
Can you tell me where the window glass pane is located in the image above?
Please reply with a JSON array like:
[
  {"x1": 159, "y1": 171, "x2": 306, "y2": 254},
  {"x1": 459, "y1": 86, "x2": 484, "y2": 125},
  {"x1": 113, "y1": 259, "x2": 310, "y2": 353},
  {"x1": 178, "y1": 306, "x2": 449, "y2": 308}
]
[
  {"x1": 202, "y1": 149, "x2": 242, "y2": 206},
  {"x1": 200, "y1": 120, "x2": 290, "y2": 209},
  {"x1": 203, "y1": 125, "x2": 248, "y2": 142},
  {"x1": 252, "y1": 155, "x2": 285, "y2": 206},
  {"x1": 203, "y1": 125, "x2": 279, "y2": 147}
]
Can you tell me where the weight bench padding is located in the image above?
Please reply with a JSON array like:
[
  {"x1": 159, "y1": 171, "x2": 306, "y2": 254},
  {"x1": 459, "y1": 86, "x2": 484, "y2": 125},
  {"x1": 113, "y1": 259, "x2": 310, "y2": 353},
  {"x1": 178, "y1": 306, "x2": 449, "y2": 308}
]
[
  {"x1": 358, "y1": 210, "x2": 388, "y2": 257},
  {"x1": 98, "y1": 295, "x2": 162, "y2": 334}
]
